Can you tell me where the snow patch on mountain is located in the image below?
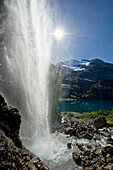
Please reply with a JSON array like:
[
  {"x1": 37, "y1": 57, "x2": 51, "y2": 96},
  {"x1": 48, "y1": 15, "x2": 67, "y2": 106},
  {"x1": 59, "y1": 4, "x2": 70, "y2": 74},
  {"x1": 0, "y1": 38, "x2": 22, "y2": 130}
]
[{"x1": 57, "y1": 59, "x2": 90, "y2": 71}]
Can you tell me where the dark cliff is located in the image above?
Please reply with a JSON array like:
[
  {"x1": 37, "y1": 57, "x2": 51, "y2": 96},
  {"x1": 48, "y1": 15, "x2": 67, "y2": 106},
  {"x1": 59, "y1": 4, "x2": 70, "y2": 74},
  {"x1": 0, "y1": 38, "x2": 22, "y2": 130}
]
[{"x1": 0, "y1": 94, "x2": 49, "y2": 170}]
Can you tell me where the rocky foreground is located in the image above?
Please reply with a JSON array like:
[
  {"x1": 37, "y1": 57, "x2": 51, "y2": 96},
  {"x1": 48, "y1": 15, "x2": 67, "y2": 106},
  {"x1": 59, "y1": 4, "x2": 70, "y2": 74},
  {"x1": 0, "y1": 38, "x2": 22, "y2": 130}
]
[
  {"x1": 0, "y1": 94, "x2": 49, "y2": 170},
  {"x1": 61, "y1": 115, "x2": 113, "y2": 169},
  {"x1": 0, "y1": 93, "x2": 113, "y2": 170},
  {"x1": 73, "y1": 144, "x2": 113, "y2": 170}
]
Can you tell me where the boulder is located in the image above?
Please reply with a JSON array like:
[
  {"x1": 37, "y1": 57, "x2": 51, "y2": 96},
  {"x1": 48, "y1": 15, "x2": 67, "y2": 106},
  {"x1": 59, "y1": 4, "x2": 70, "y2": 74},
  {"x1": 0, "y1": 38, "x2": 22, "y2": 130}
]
[
  {"x1": 107, "y1": 137, "x2": 113, "y2": 145},
  {"x1": 76, "y1": 143, "x2": 84, "y2": 151},
  {"x1": 72, "y1": 152, "x2": 81, "y2": 166},
  {"x1": 67, "y1": 142, "x2": 72, "y2": 149},
  {"x1": 93, "y1": 117, "x2": 107, "y2": 129}
]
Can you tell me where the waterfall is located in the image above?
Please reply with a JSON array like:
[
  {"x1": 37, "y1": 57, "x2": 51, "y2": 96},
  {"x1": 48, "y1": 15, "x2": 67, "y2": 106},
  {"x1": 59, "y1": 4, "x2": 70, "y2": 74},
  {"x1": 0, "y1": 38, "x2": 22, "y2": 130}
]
[
  {"x1": 4, "y1": 0, "x2": 53, "y2": 141},
  {"x1": 2, "y1": 1, "x2": 81, "y2": 169}
]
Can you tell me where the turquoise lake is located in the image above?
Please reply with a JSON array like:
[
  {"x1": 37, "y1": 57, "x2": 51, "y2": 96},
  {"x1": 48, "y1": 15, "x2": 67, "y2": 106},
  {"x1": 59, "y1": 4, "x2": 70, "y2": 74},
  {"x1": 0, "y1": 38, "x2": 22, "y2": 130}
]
[{"x1": 57, "y1": 100, "x2": 113, "y2": 113}]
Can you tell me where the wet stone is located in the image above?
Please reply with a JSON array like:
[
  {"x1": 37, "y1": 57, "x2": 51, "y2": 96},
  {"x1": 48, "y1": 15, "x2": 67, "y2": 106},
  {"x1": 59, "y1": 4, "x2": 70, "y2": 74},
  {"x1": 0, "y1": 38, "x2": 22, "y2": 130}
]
[{"x1": 67, "y1": 142, "x2": 72, "y2": 149}]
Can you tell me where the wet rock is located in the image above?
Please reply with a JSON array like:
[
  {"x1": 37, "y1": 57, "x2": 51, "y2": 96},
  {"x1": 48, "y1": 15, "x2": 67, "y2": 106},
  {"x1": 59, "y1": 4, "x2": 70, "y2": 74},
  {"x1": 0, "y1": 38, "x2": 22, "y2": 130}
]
[
  {"x1": 64, "y1": 127, "x2": 73, "y2": 134},
  {"x1": 100, "y1": 131, "x2": 111, "y2": 138},
  {"x1": 103, "y1": 145, "x2": 113, "y2": 156},
  {"x1": 86, "y1": 145, "x2": 92, "y2": 149},
  {"x1": 107, "y1": 137, "x2": 113, "y2": 145},
  {"x1": 72, "y1": 152, "x2": 81, "y2": 166},
  {"x1": 73, "y1": 145, "x2": 113, "y2": 169},
  {"x1": 104, "y1": 165, "x2": 113, "y2": 170},
  {"x1": 81, "y1": 132, "x2": 92, "y2": 139},
  {"x1": 76, "y1": 143, "x2": 84, "y2": 151},
  {"x1": 67, "y1": 142, "x2": 72, "y2": 149}
]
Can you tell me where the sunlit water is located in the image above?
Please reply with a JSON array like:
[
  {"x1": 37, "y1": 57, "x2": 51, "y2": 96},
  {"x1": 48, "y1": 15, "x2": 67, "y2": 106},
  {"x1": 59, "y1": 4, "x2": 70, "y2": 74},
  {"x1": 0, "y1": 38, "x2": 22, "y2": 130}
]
[
  {"x1": 22, "y1": 132, "x2": 80, "y2": 170},
  {"x1": 22, "y1": 130, "x2": 109, "y2": 170},
  {"x1": 5, "y1": 0, "x2": 52, "y2": 139}
]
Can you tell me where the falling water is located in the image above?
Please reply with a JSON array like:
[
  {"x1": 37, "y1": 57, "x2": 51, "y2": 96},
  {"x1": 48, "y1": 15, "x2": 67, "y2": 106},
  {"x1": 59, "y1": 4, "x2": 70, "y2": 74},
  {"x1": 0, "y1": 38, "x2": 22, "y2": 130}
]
[
  {"x1": 4, "y1": 0, "x2": 53, "y2": 140},
  {"x1": 3, "y1": 1, "x2": 78, "y2": 169}
]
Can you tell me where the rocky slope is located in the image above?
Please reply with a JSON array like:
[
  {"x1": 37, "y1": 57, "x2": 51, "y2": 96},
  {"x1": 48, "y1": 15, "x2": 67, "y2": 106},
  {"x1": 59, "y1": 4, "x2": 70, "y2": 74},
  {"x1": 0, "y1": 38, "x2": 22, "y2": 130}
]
[
  {"x1": 73, "y1": 145, "x2": 113, "y2": 169},
  {"x1": 57, "y1": 59, "x2": 113, "y2": 100},
  {"x1": 60, "y1": 115, "x2": 113, "y2": 169},
  {"x1": 0, "y1": 94, "x2": 49, "y2": 170}
]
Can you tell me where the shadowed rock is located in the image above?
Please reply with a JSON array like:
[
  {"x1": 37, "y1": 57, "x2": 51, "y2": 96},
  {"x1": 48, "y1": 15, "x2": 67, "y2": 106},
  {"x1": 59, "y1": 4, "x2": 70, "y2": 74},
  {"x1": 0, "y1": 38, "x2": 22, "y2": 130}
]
[
  {"x1": 0, "y1": 94, "x2": 50, "y2": 169},
  {"x1": 0, "y1": 130, "x2": 49, "y2": 170},
  {"x1": 93, "y1": 117, "x2": 107, "y2": 129},
  {"x1": 0, "y1": 94, "x2": 22, "y2": 147}
]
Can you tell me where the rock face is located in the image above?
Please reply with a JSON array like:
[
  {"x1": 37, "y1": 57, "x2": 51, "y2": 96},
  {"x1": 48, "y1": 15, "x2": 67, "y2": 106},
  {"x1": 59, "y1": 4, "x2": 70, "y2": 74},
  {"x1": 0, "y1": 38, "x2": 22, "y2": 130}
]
[
  {"x1": 0, "y1": 94, "x2": 22, "y2": 147},
  {"x1": 0, "y1": 94, "x2": 49, "y2": 170},
  {"x1": 0, "y1": 130, "x2": 49, "y2": 170}
]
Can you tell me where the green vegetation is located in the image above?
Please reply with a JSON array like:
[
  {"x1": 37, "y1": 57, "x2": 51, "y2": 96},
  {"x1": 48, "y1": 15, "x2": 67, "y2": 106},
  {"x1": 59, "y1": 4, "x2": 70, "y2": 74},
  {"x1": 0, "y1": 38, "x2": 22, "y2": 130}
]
[
  {"x1": 67, "y1": 112, "x2": 74, "y2": 119},
  {"x1": 75, "y1": 110, "x2": 113, "y2": 124},
  {"x1": 59, "y1": 111, "x2": 75, "y2": 119}
]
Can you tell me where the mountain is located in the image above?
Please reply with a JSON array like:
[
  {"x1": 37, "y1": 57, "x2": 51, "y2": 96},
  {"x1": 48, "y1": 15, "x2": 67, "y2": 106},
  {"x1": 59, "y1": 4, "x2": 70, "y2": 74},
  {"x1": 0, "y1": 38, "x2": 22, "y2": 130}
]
[
  {"x1": 56, "y1": 59, "x2": 90, "y2": 71},
  {"x1": 57, "y1": 59, "x2": 113, "y2": 100}
]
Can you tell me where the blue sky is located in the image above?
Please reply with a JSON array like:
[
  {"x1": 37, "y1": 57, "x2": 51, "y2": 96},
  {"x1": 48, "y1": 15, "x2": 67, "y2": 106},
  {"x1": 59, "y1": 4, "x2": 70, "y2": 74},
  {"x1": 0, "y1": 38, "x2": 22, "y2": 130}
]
[{"x1": 52, "y1": 0, "x2": 113, "y2": 64}]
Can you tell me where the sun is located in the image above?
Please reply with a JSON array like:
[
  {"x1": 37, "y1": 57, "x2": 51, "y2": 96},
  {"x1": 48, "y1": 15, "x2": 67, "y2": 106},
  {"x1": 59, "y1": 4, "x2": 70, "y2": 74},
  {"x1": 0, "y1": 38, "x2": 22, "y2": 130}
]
[{"x1": 53, "y1": 29, "x2": 65, "y2": 40}]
